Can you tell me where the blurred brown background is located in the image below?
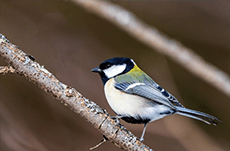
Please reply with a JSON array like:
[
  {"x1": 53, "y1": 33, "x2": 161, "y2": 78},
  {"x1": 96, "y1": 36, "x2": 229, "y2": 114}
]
[{"x1": 0, "y1": 1, "x2": 229, "y2": 151}]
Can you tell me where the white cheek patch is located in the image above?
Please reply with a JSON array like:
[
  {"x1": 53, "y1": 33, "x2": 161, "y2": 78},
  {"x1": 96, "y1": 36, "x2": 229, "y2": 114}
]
[{"x1": 103, "y1": 64, "x2": 126, "y2": 78}]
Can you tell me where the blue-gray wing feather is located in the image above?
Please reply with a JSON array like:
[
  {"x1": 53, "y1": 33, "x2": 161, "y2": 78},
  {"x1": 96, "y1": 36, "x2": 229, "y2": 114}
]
[
  {"x1": 114, "y1": 73, "x2": 184, "y2": 108},
  {"x1": 114, "y1": 80, "x2": 175, "y2": 108}
]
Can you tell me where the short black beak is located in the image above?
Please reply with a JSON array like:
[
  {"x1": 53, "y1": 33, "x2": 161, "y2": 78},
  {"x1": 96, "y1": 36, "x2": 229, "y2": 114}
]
[{"x1": 91, "y1": 67, "x2": 102, "y2": 73}]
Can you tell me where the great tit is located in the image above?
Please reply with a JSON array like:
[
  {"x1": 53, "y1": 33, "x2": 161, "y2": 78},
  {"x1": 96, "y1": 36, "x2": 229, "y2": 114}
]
[{"x1": 92, "y1": 57, "x2": 221, "y2": 141}]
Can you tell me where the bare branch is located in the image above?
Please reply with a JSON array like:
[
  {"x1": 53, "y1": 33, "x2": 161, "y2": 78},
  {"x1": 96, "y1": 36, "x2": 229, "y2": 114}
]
[
  {"x1": 0, "y1": 33, "x2": 153, "y2": 151},
  {"x1": 74, "y1": 1, "x2": 230, "y2": 97}
]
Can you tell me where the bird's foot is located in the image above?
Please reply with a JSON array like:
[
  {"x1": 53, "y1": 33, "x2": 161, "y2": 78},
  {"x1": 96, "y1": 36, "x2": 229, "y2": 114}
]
[
  {"x1": 111, "y1": 116, "x2": 120, "y2": 126},
  {"x1": 110, "y1": 115, "x2": 124, "y2": 126},
  {"x1": 139, "y1": 137, "x2": 144, "y2": 142}
]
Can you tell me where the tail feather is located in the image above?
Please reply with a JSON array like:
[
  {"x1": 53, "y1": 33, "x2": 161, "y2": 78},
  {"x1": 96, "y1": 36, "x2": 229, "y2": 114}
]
[{"x1": 175, "y1": 106, "x2": 222, "y2": 125}]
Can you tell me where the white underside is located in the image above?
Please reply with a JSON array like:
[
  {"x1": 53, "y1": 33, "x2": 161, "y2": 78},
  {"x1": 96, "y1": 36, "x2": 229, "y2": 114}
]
[{"x1": 104, "y1": 78, "x2": 170, "y2": 122}]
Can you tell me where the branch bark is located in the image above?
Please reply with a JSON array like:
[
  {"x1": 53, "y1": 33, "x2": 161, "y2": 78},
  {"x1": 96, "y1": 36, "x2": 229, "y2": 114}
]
[
  {"x1": 74, "y1": 1, "x2": 230, "y2": 97},
  {"x1": 0, "y1": 65, "x2": 16, "y2": 75},
  {"x1": 0, "y1": 34, "x2": 153, "y2": 151}
]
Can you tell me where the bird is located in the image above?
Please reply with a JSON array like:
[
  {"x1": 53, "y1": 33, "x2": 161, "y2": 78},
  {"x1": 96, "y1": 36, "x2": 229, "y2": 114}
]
[{"x1": 91, "y1": 57, "x2": 221, "y2": 142}]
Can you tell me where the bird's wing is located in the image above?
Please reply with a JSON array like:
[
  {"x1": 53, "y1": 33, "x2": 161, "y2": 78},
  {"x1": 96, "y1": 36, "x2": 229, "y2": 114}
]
[{"x1": 114, "y1": 71, "x2": 183, "y2": 108}]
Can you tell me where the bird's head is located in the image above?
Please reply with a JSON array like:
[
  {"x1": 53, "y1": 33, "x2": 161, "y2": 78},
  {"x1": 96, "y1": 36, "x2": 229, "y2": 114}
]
[{"x1": 92, "y1": 57, "x2": 136, "y2": 84}]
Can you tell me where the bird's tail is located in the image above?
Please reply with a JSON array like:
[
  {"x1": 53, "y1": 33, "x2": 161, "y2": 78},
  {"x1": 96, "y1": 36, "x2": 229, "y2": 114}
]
[{"x1": 175, "y1": 106, "x2": 222, "y2": 125}]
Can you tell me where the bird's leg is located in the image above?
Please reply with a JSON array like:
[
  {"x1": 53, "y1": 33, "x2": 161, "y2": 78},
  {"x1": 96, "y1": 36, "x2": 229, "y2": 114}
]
[
  {"x1": 110, "y1": 115, "x2": 124, "y2": 126},
  {"x1": 139, "y1": 123, "x2": 148, "y2": 142}
]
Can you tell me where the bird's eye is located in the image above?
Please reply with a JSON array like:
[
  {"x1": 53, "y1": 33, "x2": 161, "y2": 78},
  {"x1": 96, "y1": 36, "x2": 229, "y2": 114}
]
[
  {"x1": 100, "y1": 62, "x2": 112, "y2": 70},
  {"x1": 105, "y1": 63, "x2": 112, "y2": 69}
]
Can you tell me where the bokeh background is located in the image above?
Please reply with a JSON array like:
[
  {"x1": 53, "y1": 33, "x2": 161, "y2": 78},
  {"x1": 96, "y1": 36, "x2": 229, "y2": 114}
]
[{"x1": 0, "y1": 1, "x2": 229, "y2": 151}]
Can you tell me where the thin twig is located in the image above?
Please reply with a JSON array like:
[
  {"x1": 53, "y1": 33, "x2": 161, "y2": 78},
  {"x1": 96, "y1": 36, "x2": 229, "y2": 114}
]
[
  {"x1": 74, "y1": 1, "x2": 230, "y2": 97},
  {"x1": 90, "y1": 135, "x2": 109, "y2": 150},
  {"x1": 0, "y1": 33, "x2": 153, "y2": 151}
]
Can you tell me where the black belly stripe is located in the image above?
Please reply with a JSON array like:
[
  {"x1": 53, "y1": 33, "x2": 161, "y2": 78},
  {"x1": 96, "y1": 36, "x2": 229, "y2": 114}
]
[{"x1": 121, "y1": 116, "x2": 151, "y2": 124}]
